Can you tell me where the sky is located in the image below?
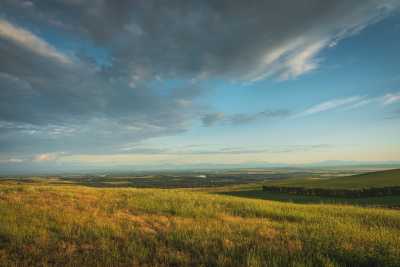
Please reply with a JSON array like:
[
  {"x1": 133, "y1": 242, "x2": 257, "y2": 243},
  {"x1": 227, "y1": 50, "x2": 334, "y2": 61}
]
[{"x1": 0, "y1": 0, "x2": 400, "y2": 173}]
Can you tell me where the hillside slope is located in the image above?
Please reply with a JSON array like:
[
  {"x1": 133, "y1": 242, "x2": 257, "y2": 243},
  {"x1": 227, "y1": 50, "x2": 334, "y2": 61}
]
[
  {"x1": 265, "y1": 169, "x2": 400, "y2": 189},
  {"x1": 1, "y1": 183, "x2": 400, "y2": 266}
]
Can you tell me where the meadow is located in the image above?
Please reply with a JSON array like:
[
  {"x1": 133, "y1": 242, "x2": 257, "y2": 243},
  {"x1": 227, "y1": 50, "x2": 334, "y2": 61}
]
[
  {"x1": 219, "y1": 169, "x2": 400, "y2": 208},
  {"x1": 1, "y1": 175, "x2": 400, "y2": 266},
  {"x1": 261, "y1": 169, "x2": 400, "y2": 189}
]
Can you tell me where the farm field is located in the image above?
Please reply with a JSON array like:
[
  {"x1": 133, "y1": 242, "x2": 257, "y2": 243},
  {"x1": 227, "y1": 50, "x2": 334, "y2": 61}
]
[
  {"x1": 220, "y1": 188, "x2": 400, "y2": 207},
  {"x1": 261, "y1": 169, "x2": 400, "y2": 189},
  {"x1": 1, "y1": 168, "x2": 400, "y2": 266},
  {"x1": 0, "y1": 168, "x2": 373, "y2": 188},
  {"x1": 219, "y1": 169, "x2": 400, "y2": 208}
]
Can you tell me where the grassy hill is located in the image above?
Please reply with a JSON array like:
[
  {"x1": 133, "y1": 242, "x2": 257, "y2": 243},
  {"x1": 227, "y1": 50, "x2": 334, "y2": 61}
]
[
  {"x1": 264, "y1": 169, "x2": 400, "y2": 189},
  {"x1": 1, "y1": 183, "x2": 400, "y2": 266}
]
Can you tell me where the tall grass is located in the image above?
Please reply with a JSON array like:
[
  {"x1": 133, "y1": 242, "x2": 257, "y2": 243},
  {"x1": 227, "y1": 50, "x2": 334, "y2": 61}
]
[{"x1": 1, "y1": 184, "x2": 400, "y2": 266}]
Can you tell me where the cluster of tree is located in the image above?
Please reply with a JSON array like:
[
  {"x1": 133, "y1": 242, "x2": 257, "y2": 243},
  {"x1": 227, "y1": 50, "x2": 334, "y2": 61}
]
[{"x1": 262, "y1": 186, "x2": 400, "y2": 198}]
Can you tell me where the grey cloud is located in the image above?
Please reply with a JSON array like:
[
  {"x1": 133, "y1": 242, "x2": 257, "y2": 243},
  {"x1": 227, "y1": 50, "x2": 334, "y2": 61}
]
[
  {"x1": 384, "y1": 108, "x2": 400, "y2": 120},
  {"x1": 201, "y1": 112, "x2": 225, "y2": 127},
  {"x1": 0, "y1": 0, "x2": 398, "y2": 157},
  {"x1": 230, "y1": 110, "x2": 291, "y2": 125},
  {"x1": 2, "y1": 0, "x2": 398, "y2": 82},
  {"x1": 202, "y1": 109, "x2": 290, "y2": 127},
  {"x1": 0, "y1": 21, "x2": 203, "y2": 154}
]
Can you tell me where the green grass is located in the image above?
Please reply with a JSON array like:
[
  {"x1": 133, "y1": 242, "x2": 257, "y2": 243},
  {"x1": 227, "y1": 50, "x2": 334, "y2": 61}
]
[
  {"x1": 263, "y1": 169, "x2": 400, "y2": 189},
  {"x1": 1, "y1": 183, "x2": 400, "y2": 266},
  {"x1": 217, "y1": 169, "x2": 400, "y2": 207},
  {"x1": 220, "y1": 189, "x2": 400, "y2": 207}
]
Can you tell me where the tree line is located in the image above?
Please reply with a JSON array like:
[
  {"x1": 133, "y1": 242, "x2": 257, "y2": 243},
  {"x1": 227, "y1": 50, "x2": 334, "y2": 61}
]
[{"x1": 262, "y1": 186, "x2": 400, "y2": 198}]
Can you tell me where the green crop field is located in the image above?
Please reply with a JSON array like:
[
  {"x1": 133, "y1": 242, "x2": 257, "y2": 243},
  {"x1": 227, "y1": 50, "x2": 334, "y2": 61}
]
[
  {"x1": 261, "y1": 169, "x2": 400, "y2": 189},
  {"x1": 218, "y1": 169, "x2": 400, "y2": 208},
  {"x1": 1, "y1": 179, "x2": 400, "y2": 266}
]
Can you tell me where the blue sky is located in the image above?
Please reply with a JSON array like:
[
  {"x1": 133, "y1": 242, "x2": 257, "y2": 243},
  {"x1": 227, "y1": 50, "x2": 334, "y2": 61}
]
[{"x1": 0, "y1": 1, "x2": 399, "y2": 173}]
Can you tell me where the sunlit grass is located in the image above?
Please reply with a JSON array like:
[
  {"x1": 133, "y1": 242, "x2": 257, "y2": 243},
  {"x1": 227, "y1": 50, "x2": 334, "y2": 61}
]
[{"x1": 1, "y1": 184, "x2": 400, "y2": 266}]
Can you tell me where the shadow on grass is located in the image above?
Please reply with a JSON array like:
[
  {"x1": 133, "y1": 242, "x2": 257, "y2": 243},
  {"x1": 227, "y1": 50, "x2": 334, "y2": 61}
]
[{"x1": 217, "y1": 189, "x2": 400, "y2": 207}]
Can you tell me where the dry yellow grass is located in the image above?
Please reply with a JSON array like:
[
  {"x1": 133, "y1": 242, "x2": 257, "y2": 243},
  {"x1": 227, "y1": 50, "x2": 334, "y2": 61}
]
[{"x1": 1, "y1": 183, "x2": 400, "y2": 266}]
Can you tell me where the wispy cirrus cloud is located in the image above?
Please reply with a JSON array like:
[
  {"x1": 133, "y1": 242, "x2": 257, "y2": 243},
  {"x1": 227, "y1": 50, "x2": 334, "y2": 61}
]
[
  {"x1": 203, "y1": 91, "x2": 400, "y2": 125},
  {"x1": 383, "y1": 92, "x2": 400, "y2": 105},
  {"x1": 112, "y1": 143, "x2": 332, "y2": 156},
  {"x1": 0, "y1": 157, "x2": 24, "y2": 164},
  {"x1": 296, "y1": 96, "x2": 366, "y2": 117},
  {"x1": 297, "y1": 91, "x2": 400, "y2": 117}
]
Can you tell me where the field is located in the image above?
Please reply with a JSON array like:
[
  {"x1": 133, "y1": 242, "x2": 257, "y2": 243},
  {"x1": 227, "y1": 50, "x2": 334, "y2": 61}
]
[
  {"x1": 0, "y1": 168, "x2": 371, "y2": 188},
  {"x1": 218, "y1": 169, "x2": 400, "y2": 207},
  {"x1": 1, "y1": 168, "x2": 400, "y2": 266},
  {"x1": 261, "y1": 169, "x2": 400, "y2": 189}
]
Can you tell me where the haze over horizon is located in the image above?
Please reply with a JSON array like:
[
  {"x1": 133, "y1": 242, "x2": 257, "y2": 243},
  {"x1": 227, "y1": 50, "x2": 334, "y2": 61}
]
[{"x1": 1, "y1": 0, "x2": 400, "y2": 174}]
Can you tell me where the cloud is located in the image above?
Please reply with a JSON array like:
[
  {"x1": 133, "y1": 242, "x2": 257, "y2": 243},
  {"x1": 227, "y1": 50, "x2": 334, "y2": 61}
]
[
  {"x1": 250, "y1": 39, "x2": 328, "y2": 82},
  {"x1": 230, "y1": 110, "x2": 290, "y2": 125},
  {"x1": 202, "y1": 109, "x2": 290, "y2": 127},
  {"x1": 1, "y1": 0, "x2": 398, "y2": 83},
  {"x1": 279, "y1": 41, "x2": 326, "y2": 80},
  {"x1": 295, "y1": 91, "x2": 400, "y2": 117},
  {"x1": 342, "y1": 99, "x2": 375, "y2": 110},
  {"x1": 0, "y1": 18, "x2": 205, "y2": 154},
  {"x1": 88, "y1": 144, "x2": 333, "y2": 157},
  {"x1": 0, "y1": 157, "x2": 24, "y2": 164},
  {"x1": 33, "y1": 153, "x2": 58, "y2": 162},
  {"x1": 0, "y1": 19, "x2": 71, "y2": 64},
  {"x1": 384, "y1": 109, "x2": 400, "y2": 120},
  {"x1": 383, "y1": 92, "x2": 400, "y2": 105},
  {"x1": 297, "y1": 96, "x2": 366, "y2": 116},
  {"x1": 0, "y1": 0, "x2": 399, "y2": 160},
  {"x1": 201, "y1": 113, "x2": 225, "y2": 127}
]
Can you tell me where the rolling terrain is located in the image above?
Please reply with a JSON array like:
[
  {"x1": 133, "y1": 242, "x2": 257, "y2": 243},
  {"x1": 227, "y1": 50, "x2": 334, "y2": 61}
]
[
  {"x1": 0, "y1": 169, "x2": 400, "y2": 266},
  {"x1": 262, "y1": 169, "x2": 400, "y2": 189},
  {"x1": 220, "y1": 169, "x2": 400, "y2": 207},
  {"x1": 0, "y1": 184, "x2": 400, "y2": 266}
]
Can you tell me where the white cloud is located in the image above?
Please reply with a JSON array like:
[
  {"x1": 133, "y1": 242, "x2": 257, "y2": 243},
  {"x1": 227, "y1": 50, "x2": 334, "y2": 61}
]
[
  {"x1": 175, "y1": 99, "x2": 192, "y2": 108},
  {"x1": 299, "y1": 96, "x2": 365, "y2": 116},
  {"x1": 0, "y1": 19, "x2": 71, "y2": 64},
  {"x1": 33, "y1": 153, "x2": 58, "y2": 162},
  {"x1": 382, "y1": 92, "x2": 400, "y2": 105},
  {"x1": 246, "y1": 1, "x2": 400, "y2": 82},
  {"x1": 280, "y1": 41, "x2": 326, "y2": 80},
  {"x1": 247, "y1": 38, "x2": 327, "y2": 82},
  {"x1": 0, "y1": 158, "x2": 24, "y2": 163},
  {"x1": 296, "y1": 91, "x2": 400, "y2": 117},
  {"x1": 342, "y1": 98, "x2": 375, "y2": 110}
]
